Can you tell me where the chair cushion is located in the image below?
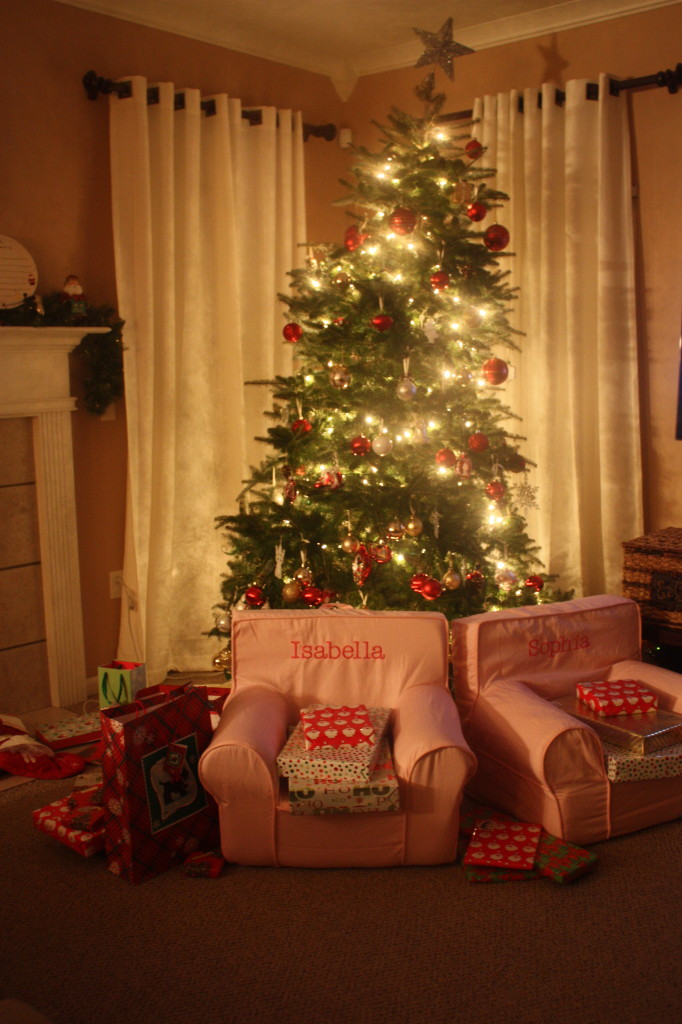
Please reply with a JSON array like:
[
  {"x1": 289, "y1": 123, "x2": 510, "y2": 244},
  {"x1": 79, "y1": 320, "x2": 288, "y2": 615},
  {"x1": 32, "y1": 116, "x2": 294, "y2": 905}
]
[
  {"x1": 230, "y1": 606, "x2": 449, "y2": 710},
  {"x1": 452, "y1": 594, "x2": 641, "y2": 708}
]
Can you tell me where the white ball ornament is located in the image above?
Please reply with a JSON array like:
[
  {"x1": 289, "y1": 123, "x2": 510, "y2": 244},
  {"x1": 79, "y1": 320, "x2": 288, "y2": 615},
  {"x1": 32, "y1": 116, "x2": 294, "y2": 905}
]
[
  {"x1": 371, "y1": 434, "x2": 393, "y2": 457},
  {"x1": 495, "y1": 568, "x2": 518, "y2": 592},
  {"x1": 396, "y1": 377, "x2": 417, "y2": 401},
  {"x1": 214, "y1": 611, "x2": 231, "y2": 632}
]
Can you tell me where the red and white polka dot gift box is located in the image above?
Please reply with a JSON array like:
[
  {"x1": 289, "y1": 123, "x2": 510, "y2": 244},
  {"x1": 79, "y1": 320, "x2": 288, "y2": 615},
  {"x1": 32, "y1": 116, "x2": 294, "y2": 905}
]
[
  {"x1": 463, "y1": 818, "x2": 542, "y2": 871},
  {"x1": 576, "y1": 679, "x2": 658, "y2": 717},
  {"x1": 277, "y1": 706, "x2": 391, "y2": 783},
  {"x1": 300, "y1": 704, "x2": 374, "y2": 750}
]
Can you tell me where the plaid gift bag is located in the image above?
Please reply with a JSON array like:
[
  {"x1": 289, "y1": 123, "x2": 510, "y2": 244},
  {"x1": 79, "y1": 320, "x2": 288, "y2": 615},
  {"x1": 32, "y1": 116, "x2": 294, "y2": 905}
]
[{"x1": 101, "y1": 686, "x2": 218, "y2": 883}]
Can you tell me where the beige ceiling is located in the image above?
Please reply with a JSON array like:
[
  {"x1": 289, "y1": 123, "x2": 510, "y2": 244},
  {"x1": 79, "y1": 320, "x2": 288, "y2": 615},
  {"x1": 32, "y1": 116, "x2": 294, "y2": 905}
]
[{"x1": 57, "y1": 0, "x2": 676, "y2": 99}]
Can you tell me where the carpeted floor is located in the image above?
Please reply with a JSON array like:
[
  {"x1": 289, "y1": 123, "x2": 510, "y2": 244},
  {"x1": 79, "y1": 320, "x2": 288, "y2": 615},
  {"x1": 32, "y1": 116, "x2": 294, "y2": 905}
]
[{"x1": 1, "y1": 775, "x2": 681, "y2": 1024}]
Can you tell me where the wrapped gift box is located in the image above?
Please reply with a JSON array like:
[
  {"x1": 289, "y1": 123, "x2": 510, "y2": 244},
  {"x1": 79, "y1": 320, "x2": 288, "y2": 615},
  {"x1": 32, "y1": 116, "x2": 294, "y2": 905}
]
[
  {"x1": 277, "y1": 707, "x2": 391, "y2": 783},
  {"x1": 603, "y1": 740, "x2": 682, "y2": 782},
  {"x1": 288, "y1": 739, "x2": 399, "y2": 814},
  {"x1": 300, "y1": 704, "x2": 374, "y2": 750},
  {"x1": 463, "y1": 818, "x2": 542, "y2": 871},
  {"x1": 459, "y1": 805, "x2": 597, "y2": 883},
  {"x1": 553, "y1": 694, "x2": 682, "y2": 755},
  {"x1": 576, "y1": 679, "x2": 658, "y2": 717},
  {"x1": 32, "y1": 785, "x2": 105, "y2": 858},
  {"x1": 34, "y1": 711, "x2": 102, "y2": 750}
]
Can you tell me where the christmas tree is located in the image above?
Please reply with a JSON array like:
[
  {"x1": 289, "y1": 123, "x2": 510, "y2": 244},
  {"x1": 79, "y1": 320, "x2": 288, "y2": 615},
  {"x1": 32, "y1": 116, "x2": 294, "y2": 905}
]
[{"x1": 211, "y1": 94, "x2": 561, "y2": 661}]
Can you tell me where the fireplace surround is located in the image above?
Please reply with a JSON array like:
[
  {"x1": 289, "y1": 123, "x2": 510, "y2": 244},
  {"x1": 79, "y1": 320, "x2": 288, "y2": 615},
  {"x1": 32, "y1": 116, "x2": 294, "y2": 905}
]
[{"x1": 0, "y1": 327, "x2": 107, "y2": 707}]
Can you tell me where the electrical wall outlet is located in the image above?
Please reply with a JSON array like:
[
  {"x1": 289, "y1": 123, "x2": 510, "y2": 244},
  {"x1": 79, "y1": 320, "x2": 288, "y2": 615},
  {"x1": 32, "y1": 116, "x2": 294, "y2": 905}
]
[{"x1": 109, "y1": 570, "x2": 123, "y2": 599}]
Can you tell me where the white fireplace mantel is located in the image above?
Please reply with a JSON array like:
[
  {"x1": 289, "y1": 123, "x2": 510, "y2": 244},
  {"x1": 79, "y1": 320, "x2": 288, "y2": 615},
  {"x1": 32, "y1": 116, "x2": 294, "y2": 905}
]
[{"x1": 0, "y1": 326, "x2": 108, "y2": 707}]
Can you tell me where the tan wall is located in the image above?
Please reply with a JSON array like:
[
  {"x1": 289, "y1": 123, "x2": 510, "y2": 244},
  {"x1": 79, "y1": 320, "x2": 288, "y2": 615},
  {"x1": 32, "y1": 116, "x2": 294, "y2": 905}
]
[
  {"x1": 0, "y1": 0, "x2": 348, "y2": 679},
  {"x1": 1, "y1": 0, "x2": 680, "y2": 685}
]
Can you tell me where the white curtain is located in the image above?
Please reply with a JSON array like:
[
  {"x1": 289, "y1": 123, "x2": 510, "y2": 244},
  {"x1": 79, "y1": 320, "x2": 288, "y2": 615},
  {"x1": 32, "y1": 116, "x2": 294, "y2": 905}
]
[
  {"x1": 109, "y1": 78, "x2": 306, "y2": 683},
  {"x1": 473, "y1": 74, "x2": 643, "y2": 597}
]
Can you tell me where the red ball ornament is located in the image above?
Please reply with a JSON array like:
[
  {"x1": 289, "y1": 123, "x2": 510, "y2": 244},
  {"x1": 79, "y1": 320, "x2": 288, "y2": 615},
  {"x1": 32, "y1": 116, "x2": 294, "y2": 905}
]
[
  {"x1": 468, "y1": 432, "x2": 489, "y2": 453},
  {"x1": 371, "y1": 313, "x2": 394, "y2": 332},
  {"x1": 344, "y1": 225, "x2": 368, "y2": 251},
  {"x1": 321, "y1": 589, "x2": 337, "y2": 605},
  {"x1": 484, "y1": 224, "x2": 511, "y2": 251},
  {"x1": 506, "y1": 451, "x2": 527, "y2": 473},
  {"x1": 525, "y1": 574, "x2": 545, "y2": 593},
  {"x1": 292, "y1": 418, "x2": 312, "y2": 435},
  {"x1": 435, "y1": 447, "x2": 457, "y2": 468},
  {"x1": 282, "y1": 322, "x2": 302, "y2": 343},
  {"x1": 421, "y1": 577, "x2": 443, "y2": 600},
  {"x1": 465, "y1": 570, "x2": 485, "y2": 590},
  {"x1": 302, "y1": 585, "x2": 324, "y2": 607},
  {"x1": 350, "y1": 434, "x2": 372, "y2": 456},
  {"x1": 388, "y1": 207, "x2": 417, "y2": 235},
  {"x1": 482, "y1": 357, "x2": 509, "y2": 385},
  {"x1": 244, "y1": 585, "x2": 265, "y2": 608},
  {"x1": 485, "y1": 480, "x2": 506, "y2": 501},
  {"x1": 430, "y1": 270, "x2": 450, "y2": 292},
  {"x1": 466, "y1": 202, "x2": 487, "y2": 222},
  {"x1": 410, "y1": 573, "x2": 430, "y2": 593},
  {"x1": 370, "y1": 542, "x2": 392, "y2": 564},
  {"x1": 465, "y1": 138, "x2": 484, "y2": 161}
]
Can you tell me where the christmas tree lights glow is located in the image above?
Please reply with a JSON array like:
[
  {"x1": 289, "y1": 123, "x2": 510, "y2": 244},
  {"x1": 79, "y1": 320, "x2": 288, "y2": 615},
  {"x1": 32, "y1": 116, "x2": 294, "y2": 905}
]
[{"x1": 211, "y1": 99, "x2": 568, "y2": 664}]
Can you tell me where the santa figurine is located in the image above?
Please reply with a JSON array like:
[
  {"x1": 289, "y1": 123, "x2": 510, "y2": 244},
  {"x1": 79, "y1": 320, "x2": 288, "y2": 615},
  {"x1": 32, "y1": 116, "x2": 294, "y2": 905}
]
[{"x1": 61, "y1": 274, "x2": 87, "y2": 317}]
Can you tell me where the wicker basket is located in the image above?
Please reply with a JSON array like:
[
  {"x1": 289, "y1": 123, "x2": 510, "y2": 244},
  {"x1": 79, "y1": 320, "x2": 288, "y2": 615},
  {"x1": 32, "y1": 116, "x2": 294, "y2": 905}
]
[{"x1": 622, "y1": 527, "x2": 682, "y2": 628}]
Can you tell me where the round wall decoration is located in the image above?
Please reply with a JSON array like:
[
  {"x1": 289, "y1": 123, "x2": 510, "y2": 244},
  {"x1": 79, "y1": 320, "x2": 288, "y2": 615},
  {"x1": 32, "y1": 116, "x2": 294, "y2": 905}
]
[{"x1": 0, "y1": 234, "x2": 38, "y2": 308}]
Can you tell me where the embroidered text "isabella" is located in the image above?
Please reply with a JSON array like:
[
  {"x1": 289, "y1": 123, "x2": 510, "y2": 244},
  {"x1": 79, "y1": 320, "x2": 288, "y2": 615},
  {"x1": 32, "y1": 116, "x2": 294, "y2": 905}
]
[{"x1": 290, "y1": 640, "x2": 386, "y2": 660}]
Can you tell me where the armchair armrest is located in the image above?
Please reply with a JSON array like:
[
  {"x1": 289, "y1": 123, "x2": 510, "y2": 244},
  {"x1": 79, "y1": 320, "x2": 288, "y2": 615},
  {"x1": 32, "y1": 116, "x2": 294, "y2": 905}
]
[
  {"x1": 392, "y1": 684, "x2": 476, "y2": 864},
  {"x1": 199, "y1": 686, "x2": 291, "y2": 804},
  {"x1": 608, "y1": 660, "x2": 682, "y2": 712},
  {"x1": 393, "y1": 684, "x2": 476, "y2": 782},
  {"x1": 467, "y1": 680, "x2": 606, "y2": 785}
]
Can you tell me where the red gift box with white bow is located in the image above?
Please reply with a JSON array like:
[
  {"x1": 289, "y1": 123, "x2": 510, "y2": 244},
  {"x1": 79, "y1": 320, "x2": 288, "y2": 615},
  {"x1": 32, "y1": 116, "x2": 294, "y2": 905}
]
[{"x1": 576, "y1": 679, "x2": 658, "y2": 717}]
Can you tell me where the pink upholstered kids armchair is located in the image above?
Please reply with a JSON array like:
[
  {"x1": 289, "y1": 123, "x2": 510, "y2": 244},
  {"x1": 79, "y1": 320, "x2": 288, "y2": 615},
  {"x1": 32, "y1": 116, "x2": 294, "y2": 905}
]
[
  {"x1": 199, "y1": 606, "x2": 476, "y2": 867},
  {"x1": 451, "y1": 594, "x2": 682, "y2": 845}
]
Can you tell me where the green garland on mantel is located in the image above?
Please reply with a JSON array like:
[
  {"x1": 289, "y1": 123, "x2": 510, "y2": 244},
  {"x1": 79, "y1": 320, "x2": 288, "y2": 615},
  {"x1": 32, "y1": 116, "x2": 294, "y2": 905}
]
[{"x1": 0, "y1": 292, "x2": 125, "y2": 416}]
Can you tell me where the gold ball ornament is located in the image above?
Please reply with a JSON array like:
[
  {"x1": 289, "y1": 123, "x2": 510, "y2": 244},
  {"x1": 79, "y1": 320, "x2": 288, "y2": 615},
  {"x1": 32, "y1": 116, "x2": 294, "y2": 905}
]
[
  {"x1": 212, "y1": 644, "x2": 231, "y2": 669},
  {"x1": 329, "y1": 364, "x2": 351, "y2": 388},
  {"x1": 282, "y1": 580, "x2": 302, "y2": 603},
  {"x1": 385, "y1": 519, "x2": 405, "y2": 541},
  {"x1": 294, "y1": 566, "x2": 313, "y2": 585},
  {"x1": 405, "y1": 516, "x2": 423, "y2": 537},
  {"x1": 341, "y1": 534, "x2": 360, "y2": 554},
  {"x1": 442, "y1": 569, "x2": 462, "y2": 590}
]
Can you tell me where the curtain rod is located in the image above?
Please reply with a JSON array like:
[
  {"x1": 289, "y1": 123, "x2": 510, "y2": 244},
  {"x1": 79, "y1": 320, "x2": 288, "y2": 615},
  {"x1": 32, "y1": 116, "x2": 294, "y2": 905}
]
[
  {"x1": 438, "y1": 61, "x2": 682, "y2": 122},
  {"x1": 82, "y1": 70, "x2": 336, "y2": 142}
]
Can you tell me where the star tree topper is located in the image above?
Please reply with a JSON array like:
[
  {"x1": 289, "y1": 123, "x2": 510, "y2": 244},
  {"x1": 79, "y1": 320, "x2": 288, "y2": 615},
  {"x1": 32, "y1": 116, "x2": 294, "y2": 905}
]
[{"x1": 413, "y1": 17, "x2": 473, "y2": 79}]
